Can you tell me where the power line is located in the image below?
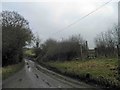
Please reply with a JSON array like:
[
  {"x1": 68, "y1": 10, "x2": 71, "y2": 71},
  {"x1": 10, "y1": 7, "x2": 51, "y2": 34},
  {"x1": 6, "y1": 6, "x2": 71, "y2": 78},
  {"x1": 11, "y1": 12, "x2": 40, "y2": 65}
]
[{"x1": 49, "y1": 0, "x2": 113, "y2": 37}]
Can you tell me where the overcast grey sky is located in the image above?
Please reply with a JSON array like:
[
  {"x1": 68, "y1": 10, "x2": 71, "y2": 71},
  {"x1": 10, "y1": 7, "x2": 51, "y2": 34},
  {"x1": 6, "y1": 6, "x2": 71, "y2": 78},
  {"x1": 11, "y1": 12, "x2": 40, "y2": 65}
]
[{"x1": 2, "y1": 0, "x2": 118, "y2": 49}]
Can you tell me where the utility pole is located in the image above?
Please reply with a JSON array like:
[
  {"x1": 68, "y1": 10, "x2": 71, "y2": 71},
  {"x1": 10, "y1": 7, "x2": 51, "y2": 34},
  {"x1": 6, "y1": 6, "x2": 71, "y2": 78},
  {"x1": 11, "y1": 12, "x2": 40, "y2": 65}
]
[
  {"x1": 118, "y1": 27, "x2": 120, "y2": 75},
  {"x1": 118, "y1": 1, "x2": 120, "y2": 75}
]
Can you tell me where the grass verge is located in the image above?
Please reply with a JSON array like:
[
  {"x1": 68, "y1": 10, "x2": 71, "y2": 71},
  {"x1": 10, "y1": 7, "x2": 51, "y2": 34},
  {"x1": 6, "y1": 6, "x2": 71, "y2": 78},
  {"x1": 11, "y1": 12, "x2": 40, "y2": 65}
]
[
  {"x1": 2, "y1": 61, "x2": 25, "y2": 80},
  {"x1": 38, "y1": 58, "x2": 120, "y2": 88}
]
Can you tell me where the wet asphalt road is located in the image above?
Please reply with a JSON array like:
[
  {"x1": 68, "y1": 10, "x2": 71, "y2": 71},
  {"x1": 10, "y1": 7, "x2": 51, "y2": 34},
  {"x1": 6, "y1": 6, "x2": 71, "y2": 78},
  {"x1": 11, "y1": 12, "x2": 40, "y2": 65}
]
[{"x1": 2, "y1": 60, "x2": 100, "y2": 88}]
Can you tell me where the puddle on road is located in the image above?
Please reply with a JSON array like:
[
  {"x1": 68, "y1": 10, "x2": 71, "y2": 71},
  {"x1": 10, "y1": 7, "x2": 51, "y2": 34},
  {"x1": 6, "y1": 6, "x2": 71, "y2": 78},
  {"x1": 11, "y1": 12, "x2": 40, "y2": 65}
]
[
  {"x1": 41, "y1": 79, "x2": 51, "y2": 87},
  {"x1": 35, "y1": 74, "x2": 39, "y2": 78},
  {"x1": 28, "y1": 67, "x2": 31, "y2": 72},
  {"x1": 45, "y1": 81, "x2": 51, "y2": 87},
  {"x1": 42, "y1": 79, "x2": 44, "y2": 81},
  {"x1": 18, "y1": 78, "x2": 22, "y2": 82}
]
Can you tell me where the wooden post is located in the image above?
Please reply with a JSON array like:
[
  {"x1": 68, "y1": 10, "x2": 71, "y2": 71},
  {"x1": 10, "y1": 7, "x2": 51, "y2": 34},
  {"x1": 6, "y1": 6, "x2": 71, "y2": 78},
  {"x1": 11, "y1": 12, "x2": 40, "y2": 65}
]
[
  {"x1": 85, "y1": 41, "x2": 89, "y2": 58},
  {"x1": 80, "y1": 45, "x2": 83, "y2": 60}
]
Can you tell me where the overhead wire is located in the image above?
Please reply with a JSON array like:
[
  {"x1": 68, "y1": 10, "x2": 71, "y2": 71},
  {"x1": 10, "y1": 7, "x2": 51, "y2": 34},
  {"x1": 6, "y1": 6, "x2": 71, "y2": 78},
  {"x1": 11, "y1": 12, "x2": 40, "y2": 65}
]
[{"x1": 49, "y1": 0, "x2": 113, "y2": 37}]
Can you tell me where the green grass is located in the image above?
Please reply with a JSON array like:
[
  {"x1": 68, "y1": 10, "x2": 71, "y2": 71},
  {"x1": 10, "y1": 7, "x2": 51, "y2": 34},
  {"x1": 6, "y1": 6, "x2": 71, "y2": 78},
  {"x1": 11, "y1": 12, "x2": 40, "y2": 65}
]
[
  {"x1": 45, "y1": 58, "x2": 119, "y2": 87},
  {"x1": 24, "y1": 49, "x2": 35, "y2": 57},
  {"x1": 2, "y1": 61, "x2": 24, "y2": 80}
]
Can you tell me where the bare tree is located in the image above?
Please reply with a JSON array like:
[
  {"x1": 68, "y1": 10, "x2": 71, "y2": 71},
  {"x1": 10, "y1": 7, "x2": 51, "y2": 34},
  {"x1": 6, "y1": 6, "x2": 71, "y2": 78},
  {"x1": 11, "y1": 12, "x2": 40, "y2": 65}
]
[{"x1": 95, "y1": 25, "x2": 118, "y2": 58}]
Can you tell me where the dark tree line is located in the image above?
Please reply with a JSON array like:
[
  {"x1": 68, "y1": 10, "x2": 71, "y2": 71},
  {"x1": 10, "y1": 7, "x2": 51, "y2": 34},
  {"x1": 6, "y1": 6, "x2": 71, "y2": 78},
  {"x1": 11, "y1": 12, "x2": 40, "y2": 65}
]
[
  {"x1": 34, "y1": 35, "x2": 88, "y2": 62},
  {"x1": 95, "y1": 25, "x2": 118, "y2": 58},
  {"x1": 2, "y1": 11, "x2": 33, "y2": 66}
]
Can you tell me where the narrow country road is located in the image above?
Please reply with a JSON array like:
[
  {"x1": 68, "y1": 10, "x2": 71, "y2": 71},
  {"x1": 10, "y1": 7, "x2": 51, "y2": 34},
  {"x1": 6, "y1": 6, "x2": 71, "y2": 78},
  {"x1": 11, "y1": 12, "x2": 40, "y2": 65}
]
[{"x1": 2, "y1": 59, "x2": 100, "y2": 88}]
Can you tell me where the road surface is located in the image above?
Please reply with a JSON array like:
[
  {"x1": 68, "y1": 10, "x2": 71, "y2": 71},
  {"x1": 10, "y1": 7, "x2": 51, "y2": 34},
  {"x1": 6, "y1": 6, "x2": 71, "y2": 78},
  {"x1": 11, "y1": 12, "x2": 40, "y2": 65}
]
[{"x1": 2, "y1": 60, "x2": 100, "y2": 88}]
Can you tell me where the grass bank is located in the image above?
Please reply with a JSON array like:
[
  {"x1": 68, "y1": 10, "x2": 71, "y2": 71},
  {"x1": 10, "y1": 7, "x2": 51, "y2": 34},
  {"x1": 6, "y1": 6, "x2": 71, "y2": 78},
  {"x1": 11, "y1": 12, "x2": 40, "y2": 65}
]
[
  {"x1": 2, "y1": 61, "x2": 25, "y2": 80},
  {"x1": 39, "y1": 58, "x2": 120, "y2": 88}
]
